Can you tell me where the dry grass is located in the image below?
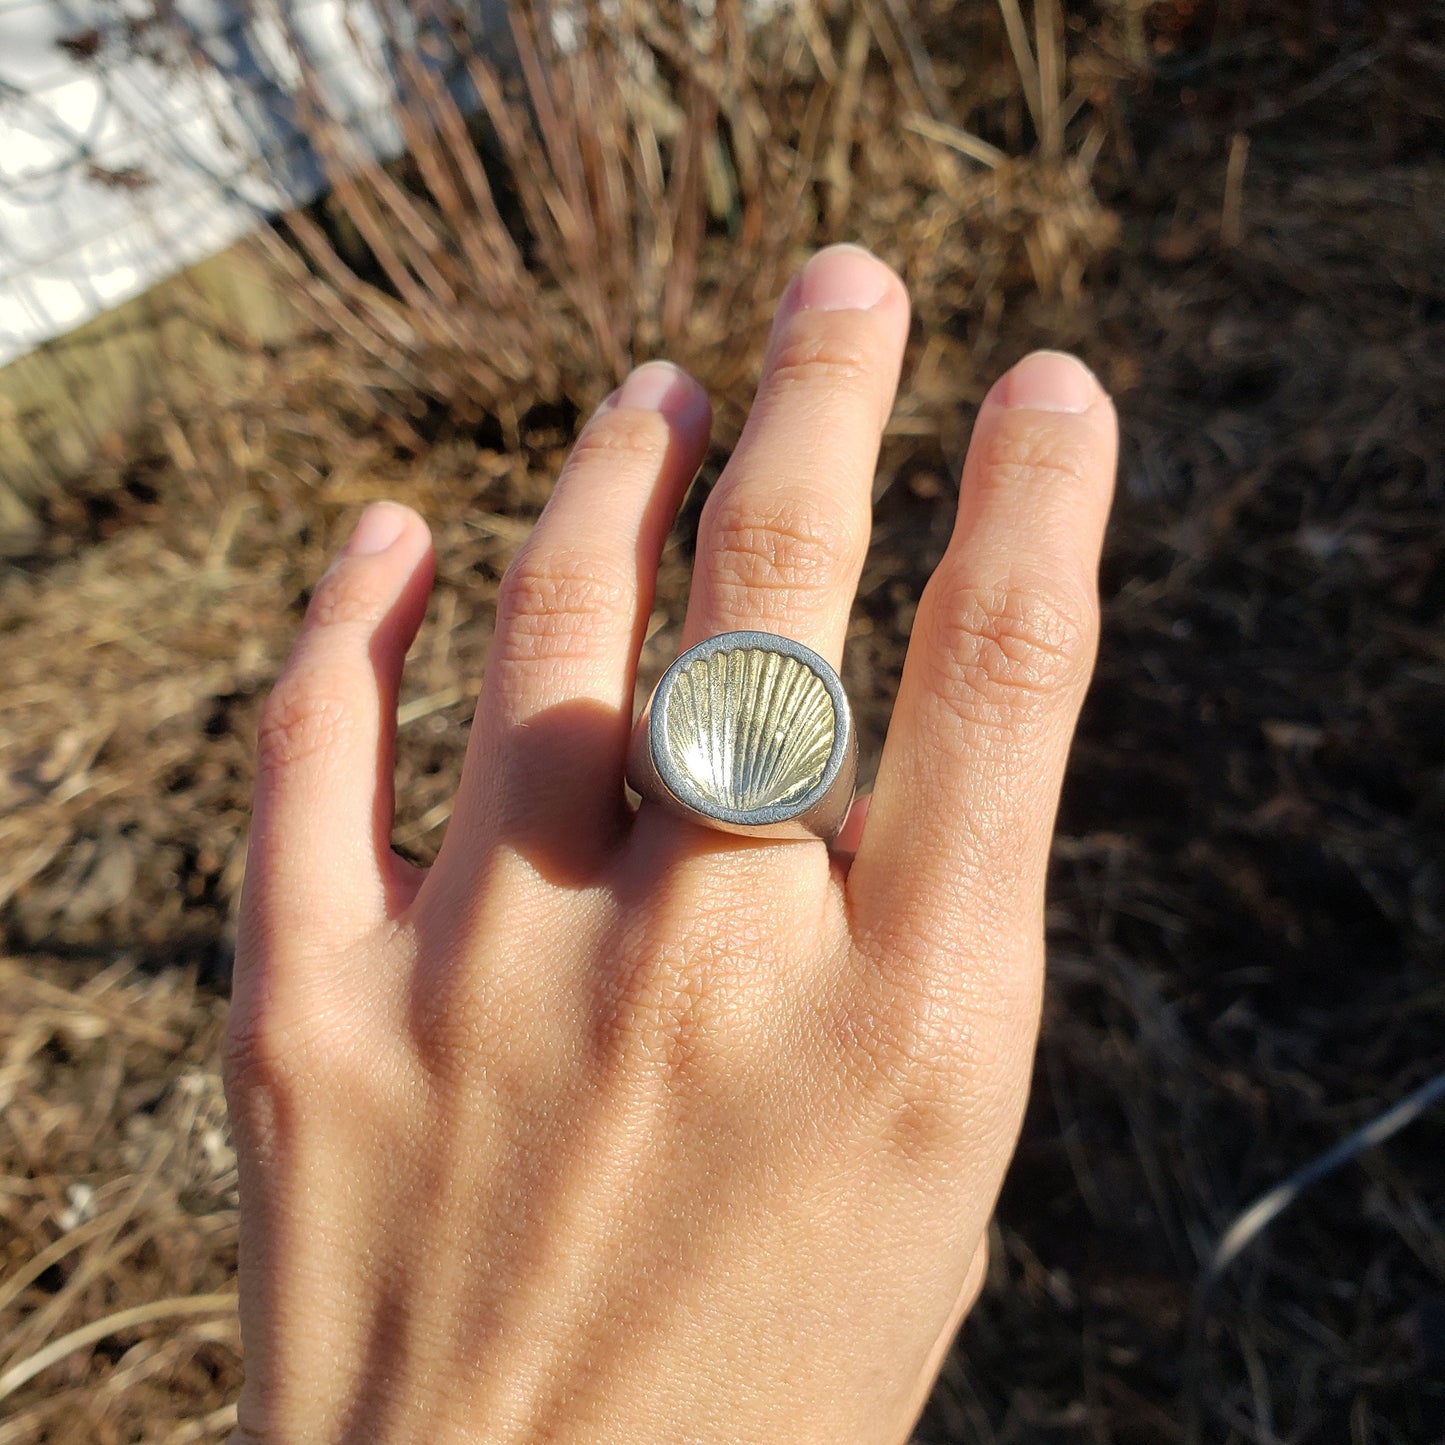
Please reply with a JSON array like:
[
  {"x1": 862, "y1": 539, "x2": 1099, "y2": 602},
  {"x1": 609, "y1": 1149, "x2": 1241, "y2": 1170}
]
[
  {"x1": 0, "y1": 959, "x2": 235, "y2": 1441},
  {"x1": 3, "y1": 1, "x2": 1443, "y2": 1440}
]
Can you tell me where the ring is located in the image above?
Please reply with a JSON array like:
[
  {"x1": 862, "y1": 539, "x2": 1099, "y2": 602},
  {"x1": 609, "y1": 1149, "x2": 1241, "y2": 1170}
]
[{"x1": 626, "y1": 631, "x2": 857, "y2": 841}]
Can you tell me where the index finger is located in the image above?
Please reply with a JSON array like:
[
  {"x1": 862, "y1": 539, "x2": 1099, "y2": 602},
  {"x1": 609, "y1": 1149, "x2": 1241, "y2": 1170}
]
[{"x1": 847, "y1": 351, "x2": 1117, "y2": 979}]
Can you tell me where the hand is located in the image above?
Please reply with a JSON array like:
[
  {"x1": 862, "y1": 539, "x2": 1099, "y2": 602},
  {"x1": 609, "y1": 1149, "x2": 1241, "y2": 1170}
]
[{"x1": 226, "y1": 243, "x2": 1117, "y2": 1444}]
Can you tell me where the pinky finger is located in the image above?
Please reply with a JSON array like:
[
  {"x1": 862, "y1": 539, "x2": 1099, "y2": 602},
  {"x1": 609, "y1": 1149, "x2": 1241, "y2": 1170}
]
[{"x1": 241, "y1": 503, "x2": 434, "y2": 955}]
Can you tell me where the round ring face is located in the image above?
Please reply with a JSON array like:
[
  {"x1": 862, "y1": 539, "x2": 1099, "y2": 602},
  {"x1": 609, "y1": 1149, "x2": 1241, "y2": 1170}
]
[{"x1": 650, "y1": 632, "x2": 852, "y2": 829}]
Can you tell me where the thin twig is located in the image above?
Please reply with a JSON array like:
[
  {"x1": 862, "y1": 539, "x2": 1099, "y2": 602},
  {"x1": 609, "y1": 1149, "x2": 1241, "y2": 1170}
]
[
  {"x1": 996, "y1": 0, "x2": 1043, "y2": 139},
  {"x1": 0, "y1": 1294, "x2": 237, "y2": 1403},
  {"x1": 1183, "y1": 1068, "x2": 1445, "y2": 1445},
  {"x1": 879, "y1": 0, "x2": 950, "y2": 121},
  {"x1": 1221, "y1": 131, "x2": 1249, "y2": 247},
  {"x1": 903, "y1": 113, "x2": 1008, "y2": 169},
  {"x1": 1035, "y1": 0, "x2": 1063, "y2": 161}
]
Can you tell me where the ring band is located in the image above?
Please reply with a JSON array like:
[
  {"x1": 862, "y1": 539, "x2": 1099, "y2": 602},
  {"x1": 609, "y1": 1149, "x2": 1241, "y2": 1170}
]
[{"x1": 626, "y1": 631, "x2": 857, "y2": 841}]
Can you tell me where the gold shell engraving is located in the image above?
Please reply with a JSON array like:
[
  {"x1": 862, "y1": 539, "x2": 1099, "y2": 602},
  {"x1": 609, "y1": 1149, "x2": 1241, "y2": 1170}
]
[{"x1": 663, "y1": 646, "x2": 835, "y2": 811}]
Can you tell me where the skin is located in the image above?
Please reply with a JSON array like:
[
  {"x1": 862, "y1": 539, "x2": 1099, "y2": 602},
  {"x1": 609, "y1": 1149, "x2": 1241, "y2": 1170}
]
[{"x1": 226, "y1": 243, "x2": 1118, "y2": 1444}]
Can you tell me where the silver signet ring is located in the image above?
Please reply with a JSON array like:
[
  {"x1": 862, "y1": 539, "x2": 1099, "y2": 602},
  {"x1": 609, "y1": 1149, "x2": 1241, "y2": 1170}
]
[{"x1": 626, "y1": 631, "x2": 858, "y2": 842}]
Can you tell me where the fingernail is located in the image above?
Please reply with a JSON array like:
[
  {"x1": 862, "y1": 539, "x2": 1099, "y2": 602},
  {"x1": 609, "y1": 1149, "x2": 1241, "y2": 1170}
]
[
  {"x1": 345, "y1": 502, "x2": 409, "y2": 556},
  {"x1": 993, "y1": 351, "x2": 1102, "y2": 414},
  {"x1": 790, "y1": 243, "x2": 893, "y2": 313},
  {"x1": 602, "y1": 360, "x2": 708, "y2": 425}
]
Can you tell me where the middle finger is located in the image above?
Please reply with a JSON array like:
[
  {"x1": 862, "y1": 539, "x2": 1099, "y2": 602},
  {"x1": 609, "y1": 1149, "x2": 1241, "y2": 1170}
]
[{"x1": 680, "y1": 244, "x2": 910, "y2": 667}]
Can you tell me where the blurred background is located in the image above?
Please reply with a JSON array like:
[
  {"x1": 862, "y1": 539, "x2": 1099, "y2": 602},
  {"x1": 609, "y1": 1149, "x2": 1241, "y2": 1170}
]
[{"x1": 1, "y1": 1, "x2": 1442, "y2": 1440}]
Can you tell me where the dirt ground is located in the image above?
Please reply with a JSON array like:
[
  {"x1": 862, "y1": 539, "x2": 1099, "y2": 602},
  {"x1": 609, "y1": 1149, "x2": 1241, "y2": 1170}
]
[{"x1": 2, "y1": 3, "x2": 1442, "y2": 1441}]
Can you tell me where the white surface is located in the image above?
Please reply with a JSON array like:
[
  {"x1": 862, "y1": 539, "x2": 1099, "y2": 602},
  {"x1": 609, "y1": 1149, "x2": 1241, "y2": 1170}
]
[{"x1": 0, "y1": 0, "x2": 425, "y2": 365}]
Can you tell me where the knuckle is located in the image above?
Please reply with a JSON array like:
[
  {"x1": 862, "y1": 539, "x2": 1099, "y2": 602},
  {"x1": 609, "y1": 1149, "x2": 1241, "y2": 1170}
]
[
  {"x1": 494, "y1": 545, "x2": 631, "y2": 664},
  {"x1": 765, "y1": 323, "x2": 877, "y2": 400},
  {"x1": 408, "y1": 964, "x2": 525, "y2": 1084},
  {"x1": 704, "y1": 491, "x2": 859, "y2": 610},
  {"x1": 255, "y1": 674, "x2": 355, "y2": 779},
  {"x1": 222, "y1": 1011, "x2": 287, "y2": 1098},
  {"x1": 835, "y1": 996, "x2": 966, "y2": 1169},
  {"x1": 973, "y1": 411, "x2": 1101, "y2": 498},
  {"x1": 595, "y1": 907, "x2": 760, "y2": 1094},
  {"x1": 224, "y1": 972, "x2": 384, "y2": 1118},
  {"x1": 408, "y1": 998, "x2": 492, "y2": 1083},
  {"x1": 305, "y1": 562, "x2": 393, "y2": 632},
  {"x1": 879, "y1": 1063, "x2": 969, "y2": 1170},
  {"x1": 612, "y1": 951, "x2": 731, "y2": 1090},
  {"x1": 223, "y1": 1002, "x2": 319, "y2": 1108},
  {"x1": 565, "y1": 409, "x2": 670, "y2": 474},
  {"x1": 835, "y1": 968, "x2": 1023, "y2": 1171},
  {"x1": 921, "y1": 570, "x2": 1097, "y2": 723}
]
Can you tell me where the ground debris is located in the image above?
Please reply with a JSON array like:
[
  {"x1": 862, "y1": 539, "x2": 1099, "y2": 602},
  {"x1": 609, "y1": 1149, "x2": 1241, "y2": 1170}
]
[{"x1": 2, "y1": 3, "x2": 1443, "y2": 1440}]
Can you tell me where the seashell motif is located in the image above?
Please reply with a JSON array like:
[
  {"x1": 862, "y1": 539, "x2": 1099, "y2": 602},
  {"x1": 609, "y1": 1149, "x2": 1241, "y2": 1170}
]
[{"x1": 662, "y1": 645, "x2": 836, "y2": 812}]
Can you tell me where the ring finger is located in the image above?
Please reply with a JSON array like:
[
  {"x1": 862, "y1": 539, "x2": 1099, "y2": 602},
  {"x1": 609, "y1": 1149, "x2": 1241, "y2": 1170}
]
[{"x1": 679, "y1": 243, "x2": 911, "y2": 667}]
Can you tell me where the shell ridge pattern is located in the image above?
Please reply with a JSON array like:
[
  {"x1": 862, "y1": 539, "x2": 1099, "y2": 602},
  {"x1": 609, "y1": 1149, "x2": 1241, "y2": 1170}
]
[
  {"x1": 768, "y1": 658, "x2": 811, "y2": 802},
  {"x1": 663, "y1": 645, "x2": 836, "y2": 813},
  {"x1": 756, "y1": 656, "x2": 793, "y2": 803},
  {"x1": 743, "y1": 648, "x2": 773, "y2": 801},
  {"x1": 725, "y1": 648, "x2": 743, "y2": 802},
  {"x1": 786, "y1": 665, "x2": 822, "y2": 794}
]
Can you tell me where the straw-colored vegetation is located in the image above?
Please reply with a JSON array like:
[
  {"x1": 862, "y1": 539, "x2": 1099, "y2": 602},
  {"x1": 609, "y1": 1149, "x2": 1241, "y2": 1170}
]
[{"x1": 3, "y1": 2, "x2": 1442, "y2": 1440}]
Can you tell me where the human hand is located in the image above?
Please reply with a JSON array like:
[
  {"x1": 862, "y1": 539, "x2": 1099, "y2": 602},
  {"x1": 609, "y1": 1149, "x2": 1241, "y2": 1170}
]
[{"x1": 225, "y1": 243, "x2": 1117, "y2": 1443}]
